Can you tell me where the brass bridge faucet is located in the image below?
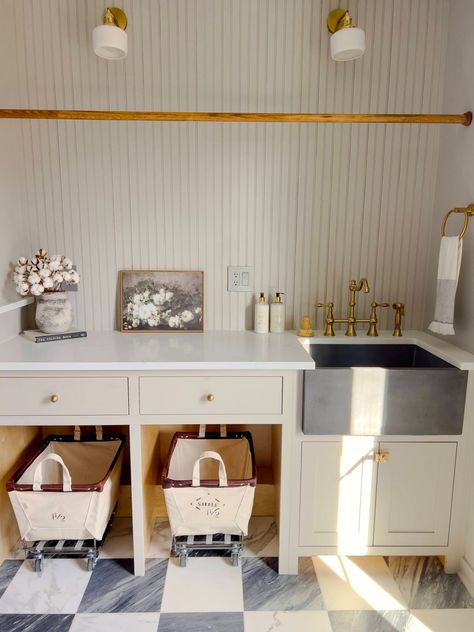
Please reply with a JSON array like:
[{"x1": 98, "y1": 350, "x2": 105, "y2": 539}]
[{"x1": 316, "y1": 278, "x2": 391, "y2": 337}]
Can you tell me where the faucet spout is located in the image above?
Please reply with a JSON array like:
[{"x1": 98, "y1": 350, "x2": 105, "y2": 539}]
[{"x1": 350, "y1": 278, "x2": 370, "y2": 293}]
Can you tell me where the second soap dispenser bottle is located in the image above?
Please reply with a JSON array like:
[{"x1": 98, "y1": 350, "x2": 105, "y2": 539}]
[{"x1": 270, "y1": 292, "x2": 285, "y2": 333}]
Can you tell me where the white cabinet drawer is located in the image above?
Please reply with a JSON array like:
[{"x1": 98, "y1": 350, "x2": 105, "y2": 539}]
[
  {"x1": 0, "y1": 377, "x2": 129, "y2": 416},
  {"x1": 139, "y1": 376, "x2": 283, "y2": 415}
]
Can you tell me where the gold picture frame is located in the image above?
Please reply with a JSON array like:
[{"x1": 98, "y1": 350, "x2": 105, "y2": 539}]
[{"x1": 120, "y1": 270, "x2": 204, "y2": 333}]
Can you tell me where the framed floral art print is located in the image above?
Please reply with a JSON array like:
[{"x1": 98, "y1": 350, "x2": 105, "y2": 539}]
[{"x1": 120, "y1": 270, "x2": 204, "y2": 332}]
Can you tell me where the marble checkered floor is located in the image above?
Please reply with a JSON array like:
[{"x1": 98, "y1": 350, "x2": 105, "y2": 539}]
[{"x1": 1, "y1": 517, "x2": 474, "y2": 631}]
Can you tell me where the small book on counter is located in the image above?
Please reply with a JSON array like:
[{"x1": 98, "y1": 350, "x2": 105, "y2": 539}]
[{"x1": 23, "y1": 329, "x2": 87, "y2": 343}]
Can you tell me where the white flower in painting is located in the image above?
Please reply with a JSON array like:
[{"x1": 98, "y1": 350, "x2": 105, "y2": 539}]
[
  {"x1": 180, "y1": 310, "x2": 194, "y2": 323},
  {"x1": 168, "y1": 316, "x2": 182, "y2": 328},
  {"x1": 30, "y1": 283, "x2": 44, "y2": 296},
  {"x1": 152, "y1": 292, "x2": 165, "y2": 306},
  {"x1": 138, "y1": 303, "x2": 157, "y2": 322},
  {"x1": 27, "y1": 272, "x2": 41, "y2": 285},
  {"x1": 132, "y1": 319, "x2": 140, "y2": 328},
  {"x1": 195, "y1": 307, "x2": 202, "y2": 314},
  {"x1": 133, "y1": 293, "x2": 142, "y2": 304},
  {"x1": 42, "y1": 277, "x2": 54, "y2": 290},
  {"x1": 38, "y1": 268, "x2": 52, "y2": 278},
  {"x1": 165, "y1": 291, "x2": 173, "y2": 301}
]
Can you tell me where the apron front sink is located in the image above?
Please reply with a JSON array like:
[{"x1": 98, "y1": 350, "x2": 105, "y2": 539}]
[{"x1": 303, "y1": 344, "x2": 467, "y2": 435}]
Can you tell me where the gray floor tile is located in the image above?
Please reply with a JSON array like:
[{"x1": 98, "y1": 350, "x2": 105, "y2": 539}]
[
  {"x1": 0, "y1": 614, "x2": 74, "y2": 631},
  {"x1": 158, "y1": 612, "x2": 243, "y2": 631},
  {"x1": 387, "y1": 556, "x2": 474, "y2": 609},
  {"x1": 0, "y1": 560, "x2": 23, "y2": 599},
  {"x1": 329, "y1": 610, "x2": 411, "y2": 632},
  {"x1": 78, "y1": 558, "x2": 167, "y2": 613},
  {"x1": 242, "y1": 557, "x2": 324, "y2": 611}
]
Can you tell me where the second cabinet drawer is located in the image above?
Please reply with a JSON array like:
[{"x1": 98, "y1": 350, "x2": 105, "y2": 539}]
[
  {"x1": 0, "y1": 377, "x2": 129, "y2": 416},
  {"x1": 139, "y1": 376, "x2": 283, "y2": 415}
]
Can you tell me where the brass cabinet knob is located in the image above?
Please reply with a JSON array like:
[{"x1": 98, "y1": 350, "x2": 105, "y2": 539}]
[
  {"x1": 207, "y1": 394, "x2": 215, "y2": 402},
  {"x1": 50, "y1": 394, "x2": 59, "y2": 403},
  {"x1": 374, "y1": 450, "x2": 390, "y2": 464}
]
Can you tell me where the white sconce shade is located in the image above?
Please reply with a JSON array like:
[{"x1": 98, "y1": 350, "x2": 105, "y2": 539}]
[
  {"x1": 327, "y1": 8, "x2": 365, "y2": 62},
  {"x1": 93, "y1": 7, "x2": 128, "y2": 60},
  {"x1": 330, "y1": 27, "x2": 365, "y2": 61}
]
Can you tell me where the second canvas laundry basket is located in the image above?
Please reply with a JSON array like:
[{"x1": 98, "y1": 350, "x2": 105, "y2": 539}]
[{"x1": 162, "y1": 427, "x2": 257, "y2": 537}]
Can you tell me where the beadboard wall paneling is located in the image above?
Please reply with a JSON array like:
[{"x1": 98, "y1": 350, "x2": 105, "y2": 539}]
[{"x1": 6, "y1": 0, "x2": 449, "y2": 331}]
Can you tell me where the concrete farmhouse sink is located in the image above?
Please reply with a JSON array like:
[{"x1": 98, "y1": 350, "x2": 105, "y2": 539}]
[{"x1": 303, "y1": 344, "x2": 468, "y2": 435}]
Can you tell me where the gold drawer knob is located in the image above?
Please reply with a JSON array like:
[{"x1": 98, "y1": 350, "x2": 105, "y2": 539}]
[
  {"x1": 375, "y1": 450, "x2": 390, "y2": 464},
  {"x1": 207, "y1": 394, "x2": 215, "y2": 402},
  {"x1": 50, "y1": 394, "x2": 59, "y2": 403}
]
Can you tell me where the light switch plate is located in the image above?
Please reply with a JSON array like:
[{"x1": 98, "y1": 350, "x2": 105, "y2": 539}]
[{"x1": 227, "y1": 266, "x2": 255, "y2": 292}]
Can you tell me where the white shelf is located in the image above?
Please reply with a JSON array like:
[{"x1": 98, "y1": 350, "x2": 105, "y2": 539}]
[{"x1": 0, "y1": 297, "x2": 34, "y2": 315}]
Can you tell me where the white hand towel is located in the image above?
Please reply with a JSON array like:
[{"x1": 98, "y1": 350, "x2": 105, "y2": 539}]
[{"x1": 428, "y1": 236, "x2": 463, "y2": 335}]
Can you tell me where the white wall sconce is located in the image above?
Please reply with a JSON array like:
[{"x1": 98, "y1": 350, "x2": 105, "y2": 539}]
[
  {"x1": 327, "y1": 8, "x2": 365, "y2": 61},
  {"x1": 93, "y1": 7, "x2": 128, "y2": 60}
]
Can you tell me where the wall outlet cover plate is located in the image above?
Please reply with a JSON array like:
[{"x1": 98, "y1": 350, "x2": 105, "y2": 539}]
[{"x1": 227, "y1": 266, "x2": 255, "y2": 292}]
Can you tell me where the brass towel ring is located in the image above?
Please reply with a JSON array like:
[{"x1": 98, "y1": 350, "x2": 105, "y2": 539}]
[{"x1": 441, "y1": 205, "x2": 474, "y2": 238}]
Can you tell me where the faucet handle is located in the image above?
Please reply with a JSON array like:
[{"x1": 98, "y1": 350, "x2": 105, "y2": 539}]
[
  {"x1": 315, "y1": 302, "x2": 335, "y2": 336},
  {"x1": 367, "y1": 302, "x2": 390, "y2": 337}
]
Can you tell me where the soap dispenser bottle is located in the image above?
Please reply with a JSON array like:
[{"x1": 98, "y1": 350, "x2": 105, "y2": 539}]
[
  {"x1": 270, "y1": 292, "x2": 285, "y2": 333},
  {"x1": 254, "y1": 292, "x2": 269, "y2": 333}
]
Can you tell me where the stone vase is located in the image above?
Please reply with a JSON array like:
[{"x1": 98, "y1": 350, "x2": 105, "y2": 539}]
[{"x1": 35, "y1": 291, "x2": 73, "y2": 334}]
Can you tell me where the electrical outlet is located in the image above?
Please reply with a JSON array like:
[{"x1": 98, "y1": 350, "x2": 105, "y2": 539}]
[{"x1": 227, "y1": 266, "x2": 255, "y2": 292}]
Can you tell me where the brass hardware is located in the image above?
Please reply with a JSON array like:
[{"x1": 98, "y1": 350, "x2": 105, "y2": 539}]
[
  {"x1": 297, "y1": 316, "x2": 314, "y2": 337},
  {"x1": 367, "y1": 302, "x2": 390, "y2": 337},
  {"x1": 374, "y1": 450, "x2": 390, "y2": 464},
  {"x1": 441, "y1": 204, "x2": 474, "y2": 239},
  {"x1": 50, "y1": 394, "x2": 59, "y2": 403},
  {"x1": 327, "y1": 8, "x2": 353, "y2": 33},
  {"x1": 345, "y1": 279, "x2": 370, "y2": 336},
  {"x1": 207, "y1": 394, "x2": 215, "y2": 402},
  {"x1": 316, "y1": 302, "x2": 335, "y2": 336},
  {"x1": 104, "y1": 7, "x2": 128, "y2": 30},
  {"x1": 392, "y1": 303, "x2": 405, "y2": 337}
]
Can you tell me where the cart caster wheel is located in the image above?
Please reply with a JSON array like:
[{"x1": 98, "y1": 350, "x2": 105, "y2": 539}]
[
  {"x1": 231, "y1": 552, "x2": 240, "y2": 567},
  {"x1": 86, "y1": 557, "x2": 97, "y2": 571},
  {"x1": 179, "y1": 552, "x2": 188, "y2": 567},
  {"x1": 34, "y1": 557, "x2": 43, "y2": 573}
]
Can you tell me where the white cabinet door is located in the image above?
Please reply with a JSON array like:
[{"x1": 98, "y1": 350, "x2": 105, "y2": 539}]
[
  {"x1": 373, "y1": 442, "x2": 456, "y2": 546},
  {"x1": 299, "y1": 438, "x2": 377, "y2": 550}
]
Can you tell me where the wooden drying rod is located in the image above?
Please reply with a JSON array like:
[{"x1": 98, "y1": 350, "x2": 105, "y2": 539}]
[{"x1": 0, "y1": 109, "x2": 471, "y2": 125}]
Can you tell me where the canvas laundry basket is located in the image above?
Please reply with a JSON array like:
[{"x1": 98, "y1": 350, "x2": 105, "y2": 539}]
[
  {"x1": 7, "y1": 427, "x2": 125, "y2": 541},
  {"x1": 162, "y1": 426, "x2": 257, "y2": 537}
]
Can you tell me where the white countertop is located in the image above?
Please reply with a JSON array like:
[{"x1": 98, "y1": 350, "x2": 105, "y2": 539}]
[
  {"x1": 0, "y1": 330, "x2": 315, "y2": 371},
  {"x1": 0, "y1": 329, "x2": 473, "y2": 372},
  {"x1": 297, "y1": 330, "x2": 474, "y2": 370}
]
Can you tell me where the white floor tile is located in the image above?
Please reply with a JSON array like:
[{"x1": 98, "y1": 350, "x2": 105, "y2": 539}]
[
  {"x1": 70, "y1": 612, "x2": 160, "y2": 631},
  {"x1": 313, "y1": 555, "x2": 408, "y2": 611},
  {"x1": 160, "y1": 557, "x2": 244, "y2": 613},
  {"x1": 407, "y1": 609, "x2": 474, "y2": 632},
  {"x1": 244, "y1": 610, "x2": 332, "y2": 632},
  {"x1": 0, "y1": 559, "x2": 92, "y2": 614},
  {"x1": 148, "y1": 518, "x2": 172, "y2": 558}
]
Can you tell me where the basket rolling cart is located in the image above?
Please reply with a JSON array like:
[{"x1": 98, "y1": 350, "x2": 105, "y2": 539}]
[
  {"x1": 7, "y1": 426, "x2": 125, "y2": 571},
  {"x1": 162, "y1": 425, "x2": 257, "y2": 566}
]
